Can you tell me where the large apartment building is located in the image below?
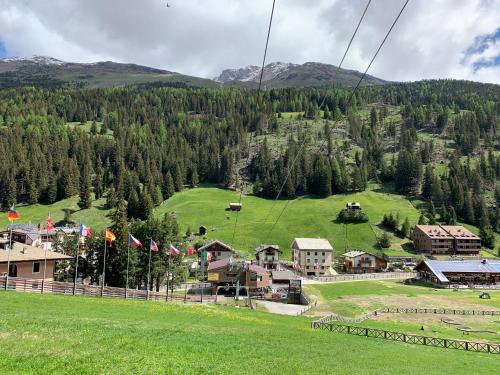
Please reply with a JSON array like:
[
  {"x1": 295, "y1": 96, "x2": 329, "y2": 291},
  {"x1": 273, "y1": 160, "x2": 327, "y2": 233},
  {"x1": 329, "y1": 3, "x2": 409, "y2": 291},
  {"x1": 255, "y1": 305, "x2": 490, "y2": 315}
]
[
  {"x1": 412, "y1": 225, "x2": 481, "y2": 255},
  {"x1": 292, "y1": 238, "x2": 333, "y2": 277}
]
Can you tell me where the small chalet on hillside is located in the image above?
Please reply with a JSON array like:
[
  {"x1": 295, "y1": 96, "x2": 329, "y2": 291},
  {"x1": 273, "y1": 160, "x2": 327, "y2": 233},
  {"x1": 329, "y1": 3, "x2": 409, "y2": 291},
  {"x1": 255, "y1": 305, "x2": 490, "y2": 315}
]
[
  {"x1": 207, "y1": 257, "x2": 270, "y2": 294},
  {"x1": 343, "y1": 251, "x2": 387, "y2": 273},
  {"x1": 255, "y1": 244, "x2": 281, "y2": 270},
  {"x1": 0, "y1": 242, "x2": 71, "y2": 280},
  {"x1": 199, "y1": 240, "x2": 236, "y2": 272},
  {"x1": 346, "y1": 202, "x2": 361, "y2": 211}
]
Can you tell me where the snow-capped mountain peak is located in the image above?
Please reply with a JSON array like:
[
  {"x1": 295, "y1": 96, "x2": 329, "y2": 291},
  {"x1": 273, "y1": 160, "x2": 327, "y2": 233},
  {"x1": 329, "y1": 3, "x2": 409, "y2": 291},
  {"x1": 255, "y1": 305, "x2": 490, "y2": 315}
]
[{"x1": 215, "y1": 62, "x2": 298, "y2": 83}]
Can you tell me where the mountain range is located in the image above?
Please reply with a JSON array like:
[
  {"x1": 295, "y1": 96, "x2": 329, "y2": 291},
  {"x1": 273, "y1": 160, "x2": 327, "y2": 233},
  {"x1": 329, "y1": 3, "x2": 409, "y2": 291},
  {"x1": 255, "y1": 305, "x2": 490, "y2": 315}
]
[{"x1": 0, "y1": 56, "x2": 386, "y2": 89}]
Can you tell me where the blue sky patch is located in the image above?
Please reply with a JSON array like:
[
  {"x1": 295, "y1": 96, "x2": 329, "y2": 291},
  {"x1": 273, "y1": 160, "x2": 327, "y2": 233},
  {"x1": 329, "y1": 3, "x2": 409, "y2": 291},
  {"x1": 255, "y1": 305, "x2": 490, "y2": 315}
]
[
  {"x1": 0, "y1": 40, "x2": 7, "y2": 58},
  {"x1": 462, "y1": 28, "x2": 500, "y2": 72}
]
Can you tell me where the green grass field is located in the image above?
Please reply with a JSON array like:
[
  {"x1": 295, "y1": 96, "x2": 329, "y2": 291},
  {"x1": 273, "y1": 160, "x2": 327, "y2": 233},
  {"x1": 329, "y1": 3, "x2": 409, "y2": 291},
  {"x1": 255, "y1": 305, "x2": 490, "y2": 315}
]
[
  {"x1": 0, "y1": 196, "x2": 111, "y2": 231},
  {"x1": 155, "y1": 184, "x2": 421, "y2": 258},
  {"x1": 0, "y1": 292, "x2": 498, "y2": 374},
  {"x1": 304, "y1": 280, "x2": 500, "y2": 342}
]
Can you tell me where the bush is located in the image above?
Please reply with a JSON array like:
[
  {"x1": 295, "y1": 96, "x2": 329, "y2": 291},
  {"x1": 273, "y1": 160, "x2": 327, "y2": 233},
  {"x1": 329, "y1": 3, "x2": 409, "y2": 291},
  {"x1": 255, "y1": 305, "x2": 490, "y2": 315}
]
[
  {"x1": 379, "y1": 232, "x2": 391, "y2": 248},
  {"x1": 480, "y1": 226, "x2": 496, "y2": 249},
  {"x1": 337, "y1": 209, "x2": 369, "y2": 223}
]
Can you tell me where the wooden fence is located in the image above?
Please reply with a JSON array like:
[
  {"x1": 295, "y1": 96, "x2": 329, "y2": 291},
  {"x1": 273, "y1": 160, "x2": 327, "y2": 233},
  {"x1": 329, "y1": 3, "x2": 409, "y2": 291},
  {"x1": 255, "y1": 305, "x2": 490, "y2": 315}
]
[
  {"x1": 380, "y1": 307, "x2": 500, "y2": 316},
  {"x1": 314, "y1": 272, "x2": 417, "y2": 282},
  {"x1": 0, "y1": 277, "x2": 215, "y2": 304},
  {"x1": 312, "y1": 322, "x2": 500, "y2": 354}
]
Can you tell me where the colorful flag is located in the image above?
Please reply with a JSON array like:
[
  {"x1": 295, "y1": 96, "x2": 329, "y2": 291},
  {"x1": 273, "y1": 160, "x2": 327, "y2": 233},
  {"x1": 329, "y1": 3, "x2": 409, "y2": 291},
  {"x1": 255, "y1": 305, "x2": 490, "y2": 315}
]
[
  {"x1": 79, "y1": 224, "x2": 92, "y2": 237},
  {"x1": 7, "y1": 205, "x2": 20, "y2": 221},
  {"x1": 105, "y1": 228, "x2": 116, "y2": 242},
  {"x1": 46, "y1": 215, "x2": 55, "y2": 230},
  {"x1": 128, "y1": 234, "x2": 142, "y2": 247},
  {"x1": 187, "y1": 247, "x2": 197, "y2": 256},
  {"x1": 202, "y1": 250, "x2": 212, "y2": 261},
  {"x1": 150, "y1": 239, "x2": 159, "y2": 252},
  {"x1": 169, "y1": 244, "x2": 181, "y2": 255}
]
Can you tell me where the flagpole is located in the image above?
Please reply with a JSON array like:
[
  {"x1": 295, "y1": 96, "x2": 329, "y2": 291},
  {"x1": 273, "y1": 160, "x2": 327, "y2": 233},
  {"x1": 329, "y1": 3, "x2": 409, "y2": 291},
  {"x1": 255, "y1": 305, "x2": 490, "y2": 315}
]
[
  {"x1": 41, "y1": 242, "x2": 48, "y2": 294},
  {"x1": 166, "y1": 255, "x2": 171, "y2": 302},
  {"x1": 5, "y1": 226, "x2": 13, "y2": 290},
  {"x1": 147, "y1": 242, "x2": 152, "y2": 301},
  {"x1": 201, "y1": 250, "x2": 204, "y2": 304},
  {"x1": 73, "y1": 233, "x2": 80, "y2": 296},
  {"x1": 101, "y1": 237, "x2": 107, "y2": 297},
  {"x1": 125, "y1": 242, "x2": 130, "y2": 299}
]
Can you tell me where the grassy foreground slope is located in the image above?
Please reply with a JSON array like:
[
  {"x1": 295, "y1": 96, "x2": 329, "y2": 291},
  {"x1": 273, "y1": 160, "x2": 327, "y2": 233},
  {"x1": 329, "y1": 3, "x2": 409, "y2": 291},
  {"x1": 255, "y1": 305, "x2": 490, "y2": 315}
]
[
  {"x1": 0, "y1": 292, "x2": 497, "y2": 375},
  {"x1": 156, "y1": 184, "x2": 420, "y2": 257}
]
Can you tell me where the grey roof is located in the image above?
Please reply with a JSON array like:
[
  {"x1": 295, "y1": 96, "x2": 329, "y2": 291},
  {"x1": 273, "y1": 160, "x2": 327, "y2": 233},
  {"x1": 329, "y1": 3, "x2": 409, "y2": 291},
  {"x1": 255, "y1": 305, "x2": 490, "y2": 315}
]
[
  {"x1": 343, "y1": 251, "x2": 366, "y2": 258},
  {"x1": 198, "y1": 240, "x2": 235, "y2": 253},
  {"x1": 420, "y1": 259, "x2": 500, "y2": 283},
  {"x1": 271, "y1": 270, "x2": 298, "y2": 280},
  {"x1": 292, "y1": 238, "x2": 333, "y2": 251}
]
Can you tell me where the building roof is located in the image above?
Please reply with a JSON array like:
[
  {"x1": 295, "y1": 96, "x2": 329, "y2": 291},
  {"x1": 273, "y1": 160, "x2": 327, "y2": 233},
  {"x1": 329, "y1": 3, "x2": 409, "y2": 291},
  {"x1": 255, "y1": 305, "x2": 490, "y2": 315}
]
[
  {"x1": 198, "y1": 240, "x2": 235, "y2": 253},
  {"x1": 255, "y1": 244, "x2": 281, "y2": 254},
  {"x1": 207, "y1": 257, "x2": 231, "y2": 271},
  {"x1": 347, "y1": 202, "x2": 361, "y2": 207},
  {"x1": 417, "y1": 259, "x2": 500, "y2": 283},
  {"x1": 293, "y1": 238, "x2": 333, "y2": 251},
  {"x1": 343, "y1": 250, "x2": 366, "y2": 258},
  {"x1": 0, "y1": 242, "x2": 72, "y2": 263},
  {"x1": 271, "y1": 270, "x2": 298, "y2": 281},
  {"x1": 56, "y1": 227, "x2": 79, "y2": 235},
  {"x1": 249, "y1": 264, "x2": 269, "y2": 274},
  {"x1": 440, "y1": 226, "x2": 480, "y2": 239},
  {"x1": 414, "y1": 225, "x2": 453, "y2": 239}
]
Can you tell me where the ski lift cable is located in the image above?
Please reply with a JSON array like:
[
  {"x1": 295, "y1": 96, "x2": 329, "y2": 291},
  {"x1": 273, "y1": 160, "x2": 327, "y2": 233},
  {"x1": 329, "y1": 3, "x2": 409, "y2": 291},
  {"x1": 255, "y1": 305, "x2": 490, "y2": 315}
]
[
  {"x1": 263, "y1": 0, "x2": 411, "y2": 241},
  {"x1": 259, "y1": 0, "x2": 373, "y2": 241},
  {"x1": 231, "y1": 0, "x2": 277, "y2": 244}
]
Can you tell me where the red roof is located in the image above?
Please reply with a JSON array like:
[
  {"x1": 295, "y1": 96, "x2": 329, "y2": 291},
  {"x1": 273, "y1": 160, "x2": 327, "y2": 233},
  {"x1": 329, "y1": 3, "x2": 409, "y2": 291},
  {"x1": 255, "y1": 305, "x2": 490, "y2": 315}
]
[{"x1": 207, "y1": 258, "x2": 231, "y2": 271}]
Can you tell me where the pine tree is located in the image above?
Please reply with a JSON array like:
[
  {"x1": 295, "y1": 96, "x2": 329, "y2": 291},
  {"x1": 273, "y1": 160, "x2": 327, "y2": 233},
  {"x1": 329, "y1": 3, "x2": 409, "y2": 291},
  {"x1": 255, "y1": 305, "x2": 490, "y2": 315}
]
[
  {"x1": 190, "y1": 168, "x2": 199, "y2": 187},
  {"x1": 78, "y1": 162, "x2": 92, "y2": 209},
  {"x1": 5, "y1": 174, "x2": 17, "y2": 208},
  {"x1": 418, "y1": 214, "x2": 427, "y2": 225},
  {"x1": 448, "y1": 207, "x2": 457, "y2": 225},
  {"x1": 400, "y1": 217, "x2": 411, "y2": 238},
  {"x1": 164, "y1": 171, "x2": 175, "y2": 199}
]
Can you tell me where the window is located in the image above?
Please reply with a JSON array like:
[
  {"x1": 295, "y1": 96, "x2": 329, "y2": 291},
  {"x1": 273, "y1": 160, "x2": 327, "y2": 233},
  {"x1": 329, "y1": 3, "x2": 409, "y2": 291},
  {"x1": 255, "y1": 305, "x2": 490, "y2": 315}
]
[
  {"x1": 217, "y1": 252, "x2": 221, "y2": 256},
  {"x1": 322, "y1": 252, "x2": 325, "y2": 256},
  {"x1": 33, "y1": 262, "x2": 41, "y2": 273},
  {"x1": 315, "y1": 252, "x2": 318, "y2": 256},
  {"x1": 307, "y1": 252, "x2": 310, "y2": 256}
]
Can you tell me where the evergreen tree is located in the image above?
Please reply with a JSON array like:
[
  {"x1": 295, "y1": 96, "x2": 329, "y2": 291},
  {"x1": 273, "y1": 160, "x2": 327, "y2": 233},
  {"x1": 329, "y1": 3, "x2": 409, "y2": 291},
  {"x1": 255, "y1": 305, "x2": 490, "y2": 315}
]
[
  {"x1": 164, "y1": 171, "x2": 175, "y2": 199},
  {"x1": 400, "y1": 217, "x2": 411, "y2": 238}
]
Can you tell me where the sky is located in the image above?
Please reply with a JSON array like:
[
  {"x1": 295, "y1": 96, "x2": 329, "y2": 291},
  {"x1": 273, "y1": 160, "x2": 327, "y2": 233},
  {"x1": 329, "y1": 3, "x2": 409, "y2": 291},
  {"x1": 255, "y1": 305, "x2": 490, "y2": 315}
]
[{"x1": 0, "y1": 0, "x2": 498, "y2": 84}]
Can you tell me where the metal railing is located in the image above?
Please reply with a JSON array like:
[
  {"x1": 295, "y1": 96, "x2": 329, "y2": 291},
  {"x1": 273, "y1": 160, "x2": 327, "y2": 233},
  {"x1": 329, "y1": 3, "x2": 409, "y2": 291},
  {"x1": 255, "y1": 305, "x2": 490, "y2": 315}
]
[{"x1": 314, "y1": 272, "x2": 417, "y2": 282}]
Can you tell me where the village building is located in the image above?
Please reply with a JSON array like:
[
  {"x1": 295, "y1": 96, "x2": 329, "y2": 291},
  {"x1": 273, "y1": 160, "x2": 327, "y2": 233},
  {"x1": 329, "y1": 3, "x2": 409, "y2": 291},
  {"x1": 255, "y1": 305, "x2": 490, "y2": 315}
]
[
  {"x1": 343, "y1": 251, "x2": 387, "y2": 273},
  {"x1": 199, "y1": 240, "x2": 236, "y2": 272},
  {"x1": 207, "y1": 257, "x2": 270, "y2": 294},
  {"x1": 0, "y1": 242, "x2": 72, "y2": 280},
  {"x1": 415, "y1": 259, "x2": 500, "y2": 287},
  {"x1": 292, "y1": 238, "x2": 333, "y2": 277},
  {"x1": 346, "y1": 202, "x2": 361, "y2": 211},
  {"x1": 411, "y1": 225, "x2": 481, "y2": 255},
  {"x1": 255, "y1": 244, "x2": 281, "y2": 270},
  {"x1": 0, "y1": 224, "x2": 42, "y2": 247}
]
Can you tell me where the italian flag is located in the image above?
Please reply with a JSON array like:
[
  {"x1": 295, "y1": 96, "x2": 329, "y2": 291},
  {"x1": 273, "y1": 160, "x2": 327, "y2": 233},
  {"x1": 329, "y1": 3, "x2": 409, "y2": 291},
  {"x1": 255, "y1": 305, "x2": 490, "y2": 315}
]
[{"x1": 203, "y1": 251, "x2": 212, "y2": 261}]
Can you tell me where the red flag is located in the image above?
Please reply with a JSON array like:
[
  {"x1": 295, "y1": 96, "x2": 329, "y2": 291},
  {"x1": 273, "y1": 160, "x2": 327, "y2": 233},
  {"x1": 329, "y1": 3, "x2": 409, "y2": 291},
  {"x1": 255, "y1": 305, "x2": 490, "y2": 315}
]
[
  {"x1": 150, "y1": 239, "x2": 159, "y2": 252},
  {"x1": 46, "y1": 216, "x2": 55, "y2": 230},
  {"x1": 7, "y1": 205, "x2": 20, "y2": 221},
  {"x1": 187, "y1": 247, "x2": 197, "y2": 256},
  {"x1": 128, "y1": 234, "x2": 142, "y2": 247},
  {"x1": 169, "y1": 244, "x2": 181, "y2": 255}
]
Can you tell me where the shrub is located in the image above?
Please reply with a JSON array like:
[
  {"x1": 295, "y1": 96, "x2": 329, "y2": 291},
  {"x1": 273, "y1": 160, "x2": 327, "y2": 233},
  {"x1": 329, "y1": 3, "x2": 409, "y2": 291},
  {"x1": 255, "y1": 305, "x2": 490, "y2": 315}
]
[
  {"x1": 337, "y1": 208, "x2": 369, "y2": 223},
  {"x1": 379, "y1": 232, "x2": 391, "y2": 248}
]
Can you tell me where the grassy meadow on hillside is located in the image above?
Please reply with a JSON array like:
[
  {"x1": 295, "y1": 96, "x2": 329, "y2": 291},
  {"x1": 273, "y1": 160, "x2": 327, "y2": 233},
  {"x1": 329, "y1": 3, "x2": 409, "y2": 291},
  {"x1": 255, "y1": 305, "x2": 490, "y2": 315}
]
[
  {"x1": 155, "y1": 183, "x2": 421, "y2": 258},
  {"x1": 0, "y1": 291, "x2": 498, "y2": 374}
]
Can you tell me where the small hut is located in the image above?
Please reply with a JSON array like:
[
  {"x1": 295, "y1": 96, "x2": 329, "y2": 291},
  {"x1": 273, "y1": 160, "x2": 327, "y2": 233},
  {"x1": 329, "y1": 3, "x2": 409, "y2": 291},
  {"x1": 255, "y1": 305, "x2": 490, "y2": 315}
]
[{"x1": 229, "y1": 203, "x2": 242, "y2": 211}]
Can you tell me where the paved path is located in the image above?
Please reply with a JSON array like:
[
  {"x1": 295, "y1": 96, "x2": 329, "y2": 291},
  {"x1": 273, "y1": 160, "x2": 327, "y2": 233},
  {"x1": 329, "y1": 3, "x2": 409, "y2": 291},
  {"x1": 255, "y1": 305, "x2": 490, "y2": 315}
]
[{"x1": 255, "y1": 300, "x2": 307, "y2": 315}]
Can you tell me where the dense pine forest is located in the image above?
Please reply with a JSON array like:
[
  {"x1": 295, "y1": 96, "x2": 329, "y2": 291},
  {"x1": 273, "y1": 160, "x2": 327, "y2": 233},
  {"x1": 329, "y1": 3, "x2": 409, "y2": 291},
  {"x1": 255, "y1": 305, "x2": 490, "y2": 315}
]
[{"x1": 0, "y1": 80, "x2": 499, "y2": 247}]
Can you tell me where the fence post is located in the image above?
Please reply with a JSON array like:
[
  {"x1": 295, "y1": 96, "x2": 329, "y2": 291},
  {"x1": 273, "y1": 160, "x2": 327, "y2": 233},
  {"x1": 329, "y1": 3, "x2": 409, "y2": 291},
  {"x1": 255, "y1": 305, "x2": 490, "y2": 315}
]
[{"x1": 365, "y1": 328, "x2": 368, "y2": 336}]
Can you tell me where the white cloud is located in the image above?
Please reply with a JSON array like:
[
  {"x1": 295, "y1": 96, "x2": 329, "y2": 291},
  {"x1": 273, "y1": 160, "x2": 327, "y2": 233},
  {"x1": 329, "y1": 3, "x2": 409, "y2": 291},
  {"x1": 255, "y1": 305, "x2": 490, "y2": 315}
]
[{"x1": 0, "y1": 0, "x2": 498, "y2": 83}]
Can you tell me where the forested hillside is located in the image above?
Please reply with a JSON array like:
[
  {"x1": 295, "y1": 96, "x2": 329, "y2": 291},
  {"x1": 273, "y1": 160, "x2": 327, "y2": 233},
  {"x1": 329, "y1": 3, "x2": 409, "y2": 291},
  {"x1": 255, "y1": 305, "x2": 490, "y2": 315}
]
[{"x1": 0, "y1": 80, "x2": 498, "y2": 246}]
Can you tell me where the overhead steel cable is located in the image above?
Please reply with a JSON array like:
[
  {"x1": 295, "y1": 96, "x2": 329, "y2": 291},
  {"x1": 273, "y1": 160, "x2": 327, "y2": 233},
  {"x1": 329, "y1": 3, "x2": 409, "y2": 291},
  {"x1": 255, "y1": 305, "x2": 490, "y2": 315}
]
[
  {"x1": 263, "y1": 0, "x2": 410, "y2": 241},
  {"x1": 259, "y1": 0, "x2": 372, "y2": 242},
  {"x1": 231, "y1": 0, "x2": 277, "y2": 244}
]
